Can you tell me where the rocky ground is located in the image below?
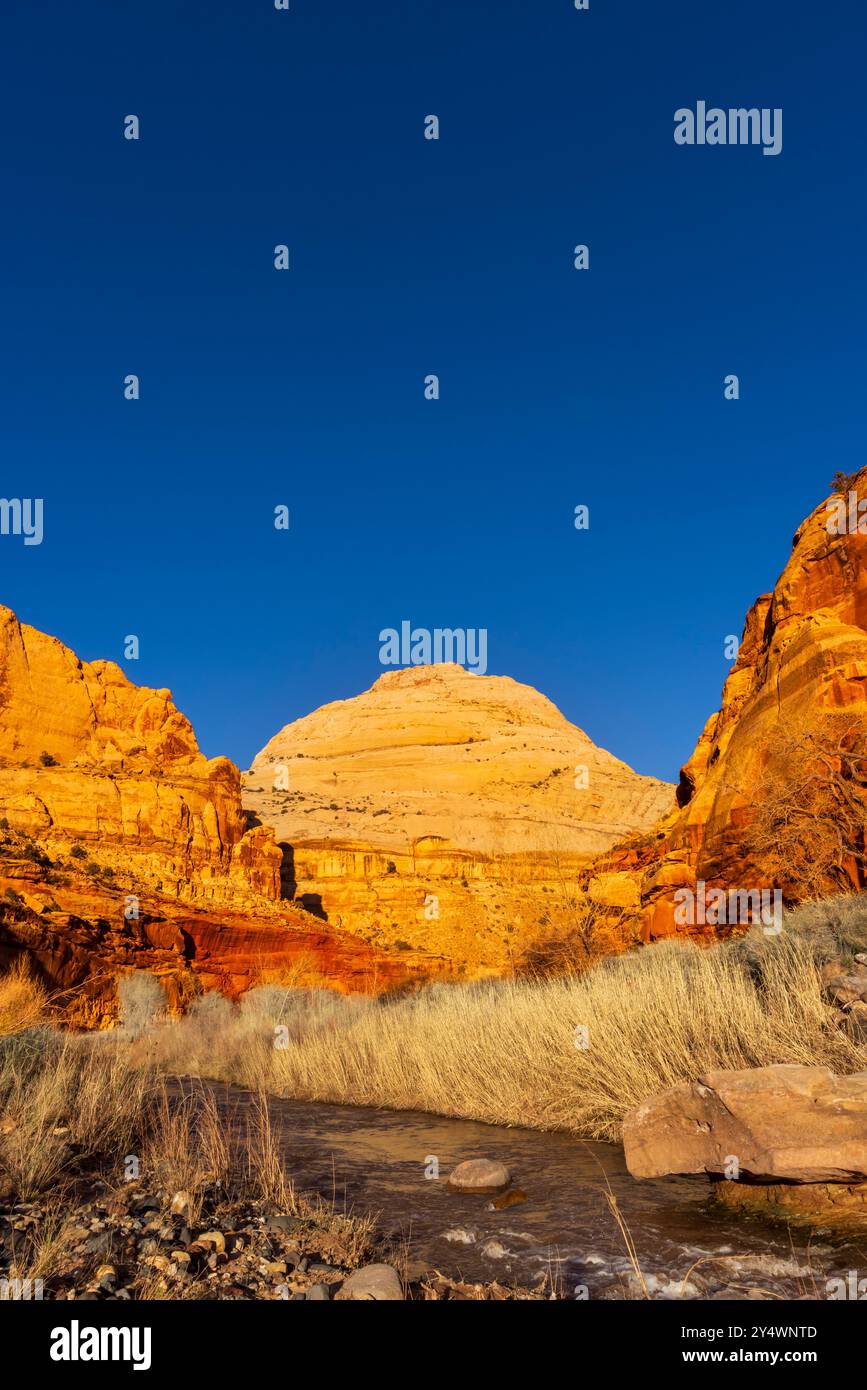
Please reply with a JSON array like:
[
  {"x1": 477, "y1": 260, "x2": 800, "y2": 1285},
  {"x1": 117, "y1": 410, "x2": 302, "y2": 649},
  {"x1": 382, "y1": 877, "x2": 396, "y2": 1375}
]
[{"x1": 0, "y1": 1160, "x2": 548, "y2": 1303}]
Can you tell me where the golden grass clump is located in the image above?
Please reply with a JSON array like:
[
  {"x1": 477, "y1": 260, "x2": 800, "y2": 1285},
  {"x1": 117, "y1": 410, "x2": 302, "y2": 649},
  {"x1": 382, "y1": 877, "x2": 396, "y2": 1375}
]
[{"x1": 0, "y1": 957, "x2": 47, "y2": 1036}]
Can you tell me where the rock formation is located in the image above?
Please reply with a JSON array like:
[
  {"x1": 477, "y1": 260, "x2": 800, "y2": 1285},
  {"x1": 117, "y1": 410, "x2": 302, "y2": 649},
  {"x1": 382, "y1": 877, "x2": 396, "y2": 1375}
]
[
  {"x1": 0, "y1": 605, "x2": 281, "y2": 904},
  {"x1": 243, "y1": 664, "x2": 673, "y2": 970},
  {"x1": 600, "y1": 468, "x2": 867, "y2": 941},
  {"x1": 0, "y1": 607, "x2": 444, "y2": 1019},
  {"x1": 623, "y1": 1063, "x2": 867, "y2": 1231},
  {"x1": 623, "y1": 1064, "x2": 867, "y2": 1184}
]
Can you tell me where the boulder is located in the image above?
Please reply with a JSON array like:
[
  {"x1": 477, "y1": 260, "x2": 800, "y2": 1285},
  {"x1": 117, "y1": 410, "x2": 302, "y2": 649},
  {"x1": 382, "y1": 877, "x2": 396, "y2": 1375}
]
[
  {"x1": 448, "y1": 1158, "x2": 511, "y2": 1192},
  {"x1": 335, "y1": 1264, "x2": 403, "y2": 1301},
  {"x1": 623, "y1": 1065, "x2": 867, "y2": 1183},
  {"x1": 824, "y1": 970, "x2": 867, "y2": 1007}
]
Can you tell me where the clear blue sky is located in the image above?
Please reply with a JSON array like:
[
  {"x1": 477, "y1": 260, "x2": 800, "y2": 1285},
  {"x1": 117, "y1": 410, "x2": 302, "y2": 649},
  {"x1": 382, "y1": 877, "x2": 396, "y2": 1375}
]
[{"x1": 1, "y1": 0, "x2": 864, "y2": 780}]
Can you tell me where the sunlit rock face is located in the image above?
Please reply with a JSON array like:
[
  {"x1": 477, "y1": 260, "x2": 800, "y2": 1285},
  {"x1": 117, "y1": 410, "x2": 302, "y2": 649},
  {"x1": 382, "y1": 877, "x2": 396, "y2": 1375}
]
[
  {"x1": 244, "y1": 663, "x2": 673, "y2": 970},
  {"x1": 0, "y1": 608, "x2": 441, "y2": 1021},
  {"x1": 599, "y1": 468, "x2": 867, "y2": 941},
  {"x1": 0, "y1": 604, "x2": 282, "y2": 903}
]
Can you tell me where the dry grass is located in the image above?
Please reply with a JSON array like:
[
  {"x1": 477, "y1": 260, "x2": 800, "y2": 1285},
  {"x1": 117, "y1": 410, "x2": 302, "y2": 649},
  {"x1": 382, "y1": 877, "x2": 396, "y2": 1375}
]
[
  {"x1": 6, "y1": 896, "x2": 867, "y2": 1179},
  {"x1": 3, "y1": 1199, "x2": 85, "y2": 1287},
  {"x1": 0, "y1": 958, "x2": 47, "y2": 1036},
  {"x1": 130, "y1": 911, "x2": 867, "y2": 1141},
  {"x1": 140, "y1": 1084, "x2": 230, "y2": 1221},
  {"x1": 0, "y1": 1032, "x2": 153, "y2": 1198},
  {"x1": 242, "y1": 1089, "x2": 296, "y2": 1211}
]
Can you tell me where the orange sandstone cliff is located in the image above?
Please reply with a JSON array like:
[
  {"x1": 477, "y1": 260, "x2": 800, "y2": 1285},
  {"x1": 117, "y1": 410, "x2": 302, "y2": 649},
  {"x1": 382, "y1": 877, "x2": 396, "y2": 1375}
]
[
  {"x1": 609, "y1": 469, "x2": 867, "y2": 941},
  {"x1": 0, "y1": 607, "x2": 442, "y2": 1021}
]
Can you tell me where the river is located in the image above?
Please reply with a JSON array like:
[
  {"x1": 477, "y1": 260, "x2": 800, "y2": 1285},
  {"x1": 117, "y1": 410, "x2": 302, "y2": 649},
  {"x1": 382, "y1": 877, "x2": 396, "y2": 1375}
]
[{"x1": 212, "y1": 1085, "x2": 862, "y2": 1299}]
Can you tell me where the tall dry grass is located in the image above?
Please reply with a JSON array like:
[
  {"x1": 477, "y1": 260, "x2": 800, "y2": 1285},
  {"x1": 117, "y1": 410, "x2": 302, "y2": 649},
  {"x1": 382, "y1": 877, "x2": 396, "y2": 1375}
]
[
  {"x1": 0, "y1": 957, "x2": 47, "y2": 1036},
  {"x1": 135, "y1": 911, "x2": 867, "y2": 1141},
  {"x1": 0, "y1": 1031, "x2": 154, "y2": 1198}
]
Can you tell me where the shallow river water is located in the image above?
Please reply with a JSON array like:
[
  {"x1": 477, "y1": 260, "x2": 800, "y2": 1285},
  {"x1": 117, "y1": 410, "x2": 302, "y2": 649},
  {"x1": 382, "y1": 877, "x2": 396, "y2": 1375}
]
[{"x1": 210, "y1": 1085, "x2": 864, "y2": 1299}]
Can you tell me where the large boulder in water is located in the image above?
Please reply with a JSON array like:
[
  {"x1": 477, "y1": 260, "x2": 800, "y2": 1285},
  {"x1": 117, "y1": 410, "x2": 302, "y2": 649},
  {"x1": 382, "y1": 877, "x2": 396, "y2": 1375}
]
[
  {"x1": 623, "y1": 1065, "x2": 867, "y2": 1184},
  {"x1": 448, "y1": 1159, "x2": 511, "y2": 1192}
]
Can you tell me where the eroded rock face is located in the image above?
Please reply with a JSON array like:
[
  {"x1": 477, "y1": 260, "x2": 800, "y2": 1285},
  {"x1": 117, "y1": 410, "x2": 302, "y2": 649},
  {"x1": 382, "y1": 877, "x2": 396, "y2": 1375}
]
[
  {"x1": 244, "y1": 664, "x2": 673, "y2": 968},
  {"x1": 623, "y1": 1065, "x2": 867, "y2": 1184},
  {"x1": 599, "y1": 470, "x2": 867, "y2": 940},
  {"x1": 713, "y1": 1177, "x2": 867, "y2": 1232},
  {"x1": 0, "y1": 605, "x2": 281, "y2": 905},
  {"x1": 0, "y1": 835, "x2": 445, "y2": 1027},
  {"x1": 0, "y1": 609, "x2": 448, "y2": 1018}
]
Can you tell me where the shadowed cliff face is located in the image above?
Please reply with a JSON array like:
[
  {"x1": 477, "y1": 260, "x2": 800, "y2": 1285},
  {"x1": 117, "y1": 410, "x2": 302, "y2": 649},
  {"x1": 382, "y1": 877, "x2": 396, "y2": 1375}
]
[
  {"x1": 243, "y1": 663, "x2": 674, "y2": 969},
  {"x1": 606, "y1": 469, "x2": 867, "y2": 940}
]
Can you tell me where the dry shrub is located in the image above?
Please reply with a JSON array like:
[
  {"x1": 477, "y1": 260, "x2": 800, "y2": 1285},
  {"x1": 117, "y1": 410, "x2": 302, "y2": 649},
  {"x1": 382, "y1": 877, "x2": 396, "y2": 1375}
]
[
  {"x1": 515, "y1": 904, "x2": 627, "y2": 978},
  {"x1": 0, "y1": 957, "x2": 47, "y2": 1036},
  {"x1": 254, "y1": 952, "x2": 330, "y2": 991},
  {"x1": 117, "y1": 971, "x2": 167, "y2": 1037},
  {"x1": 744, "y1": 712, "x2": 867, "y2": 898},
  {"x1": 0, "y1": 1033, "x2": 153, "y2": 1198}
]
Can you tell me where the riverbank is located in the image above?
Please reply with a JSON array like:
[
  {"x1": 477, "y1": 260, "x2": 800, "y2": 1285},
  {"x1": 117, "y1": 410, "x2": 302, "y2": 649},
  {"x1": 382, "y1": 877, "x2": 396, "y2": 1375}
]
[
  {"x1": 0, "y1": 1031, "x2": 549, "y2": 1301},
  {"x1": 2, "y1": 1034, "x2": 858, "y2": 1301},
  {"x1": 111, "y1": 899, "x2": 867, "y2": 1142}
]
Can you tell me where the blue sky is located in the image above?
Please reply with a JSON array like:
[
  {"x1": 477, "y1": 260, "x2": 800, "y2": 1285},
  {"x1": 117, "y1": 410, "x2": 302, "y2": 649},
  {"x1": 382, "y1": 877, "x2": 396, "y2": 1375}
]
[{"x1": 1, "y1": 0, "x2": 864, "y2": 780}]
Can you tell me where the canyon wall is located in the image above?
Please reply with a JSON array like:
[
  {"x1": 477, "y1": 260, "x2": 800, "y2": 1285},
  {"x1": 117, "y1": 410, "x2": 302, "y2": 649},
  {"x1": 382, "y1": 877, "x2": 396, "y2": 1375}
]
[
  {"x1": 0, "y1": 605, "x2": 282, "y2": 904},
  {"x1": 608, "y1": 469, "x2": 867, "y2": 940},
  {"x1": 0, "y1": 607, "x2": 442, "y2": 1018}
]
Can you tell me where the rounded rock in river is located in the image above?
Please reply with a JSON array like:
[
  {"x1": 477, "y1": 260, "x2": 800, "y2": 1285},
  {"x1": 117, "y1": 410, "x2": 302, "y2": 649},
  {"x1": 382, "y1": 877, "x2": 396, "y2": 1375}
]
[{"x1": 448, "y1": 1159, "x2": 511, "y2": 1193}]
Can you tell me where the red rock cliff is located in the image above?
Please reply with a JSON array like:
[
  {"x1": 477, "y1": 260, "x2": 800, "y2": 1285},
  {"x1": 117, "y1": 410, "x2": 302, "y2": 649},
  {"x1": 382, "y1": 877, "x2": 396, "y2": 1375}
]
[{"x1": 618, "y1": 469, "x2": 867, "y2": 939}]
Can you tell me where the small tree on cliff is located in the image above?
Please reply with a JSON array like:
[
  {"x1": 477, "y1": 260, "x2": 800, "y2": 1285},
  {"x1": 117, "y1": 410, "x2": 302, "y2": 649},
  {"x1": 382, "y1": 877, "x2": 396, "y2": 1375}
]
[{"x1": 744, "y1": 712, "x2": 867, "y2": 899}]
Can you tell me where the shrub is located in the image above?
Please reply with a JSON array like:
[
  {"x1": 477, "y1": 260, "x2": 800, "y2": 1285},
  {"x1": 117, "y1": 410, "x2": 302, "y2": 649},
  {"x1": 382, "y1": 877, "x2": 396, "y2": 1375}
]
[
  {"x1": 18, "y1": 839, "x2": 51, "y2": 866},
  {"x1": 117, "y1": 972, "x2": 166, "y2": 1037},
  {"x1": 187, "y1": 990, "x2": 237, "y2": 1030},
  {"x1": 38, "y1": 752, "x2": 57, "y2": 767},
  {"x1": 0, "y1": 959, "x2": 48, "y2": 1036},
  {"x1": 69, "y1": 845, "x2": 88, "y2": 860}
]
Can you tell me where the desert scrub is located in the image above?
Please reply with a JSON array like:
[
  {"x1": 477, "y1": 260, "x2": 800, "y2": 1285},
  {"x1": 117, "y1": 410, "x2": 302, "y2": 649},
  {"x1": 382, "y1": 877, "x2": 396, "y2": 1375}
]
[
  {"x1": 117, "y1": 971, "x2": 168, "y2": 1038},
  {"x1": 123, "y1": 898, "x2": 867, "y2": 1141},
  {"x1": 0, "y1": 957, "x2": 47, "y2": 1035},
  {"x1": 0, "y1": 1031, "x2": 154, "y2": 1198}
]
